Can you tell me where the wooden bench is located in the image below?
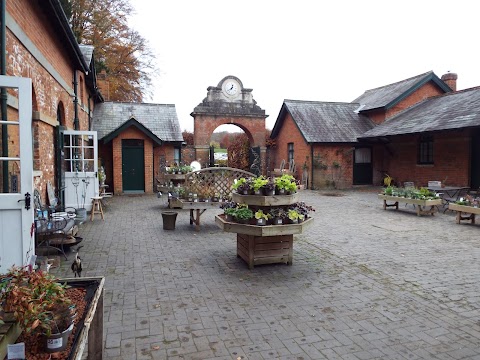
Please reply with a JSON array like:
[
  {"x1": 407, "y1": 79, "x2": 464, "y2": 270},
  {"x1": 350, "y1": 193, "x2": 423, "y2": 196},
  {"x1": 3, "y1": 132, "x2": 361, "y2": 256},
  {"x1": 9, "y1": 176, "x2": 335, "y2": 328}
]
[{"x1": 169, "y1": 167, "x2": 255, "y2": 230}]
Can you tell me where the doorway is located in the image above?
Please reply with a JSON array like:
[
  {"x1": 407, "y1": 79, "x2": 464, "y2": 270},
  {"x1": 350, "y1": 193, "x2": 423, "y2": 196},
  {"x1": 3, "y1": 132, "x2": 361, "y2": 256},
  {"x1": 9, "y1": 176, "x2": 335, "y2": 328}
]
[
  {"x1": 122, "y1": 139, "x2": 145, "y2": 192},
  {"x1": 353, "y1": 147, "x2": 373, "y2": 185},
  {"x1": 471, "y1": 130, "x2": 480, "y2": 189}
]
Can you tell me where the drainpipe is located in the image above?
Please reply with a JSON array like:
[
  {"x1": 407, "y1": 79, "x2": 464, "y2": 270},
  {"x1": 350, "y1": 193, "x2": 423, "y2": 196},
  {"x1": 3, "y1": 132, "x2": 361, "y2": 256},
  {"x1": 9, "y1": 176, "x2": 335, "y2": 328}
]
[
  {"x1": 88, "y1": 94, "x2": 91, "y2": 130},
  {"x1": 73, "y1": 71, "x2": 79, "y2": 130},
  {"x1": 1, "y1": 0, "x2": 8, "y2": 192},
  {"x1": 310, "y1": 145, "x2": 314, "y2": 190}
]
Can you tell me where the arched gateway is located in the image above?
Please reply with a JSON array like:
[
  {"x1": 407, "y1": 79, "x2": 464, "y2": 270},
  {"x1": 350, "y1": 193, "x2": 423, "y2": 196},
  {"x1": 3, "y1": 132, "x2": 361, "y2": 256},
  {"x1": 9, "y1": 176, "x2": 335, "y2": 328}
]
[{"x1": 191, "y1": 76, "x2": 267, "y2": 174}]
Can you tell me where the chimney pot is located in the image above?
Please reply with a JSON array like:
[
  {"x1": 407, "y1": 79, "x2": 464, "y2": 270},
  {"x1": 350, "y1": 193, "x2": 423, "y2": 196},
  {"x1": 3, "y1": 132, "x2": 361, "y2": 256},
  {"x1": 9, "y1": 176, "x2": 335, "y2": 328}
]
[{"x1": 441, "y1": 72, "x2": 458, "y2": 91}]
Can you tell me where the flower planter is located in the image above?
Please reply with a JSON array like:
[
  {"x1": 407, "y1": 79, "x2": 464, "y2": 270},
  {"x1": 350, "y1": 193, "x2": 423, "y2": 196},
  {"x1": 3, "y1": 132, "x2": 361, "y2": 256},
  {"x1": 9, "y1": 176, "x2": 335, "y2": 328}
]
[
  {"x1": 378, "y1": 194, "x2": 442, "y2": 216},
  {"x1": 448, "y1": 203, "x2": 480, "y2": 224},
  {"x1": 0, "y1": 277, "x2": 105, "y2": 360}
]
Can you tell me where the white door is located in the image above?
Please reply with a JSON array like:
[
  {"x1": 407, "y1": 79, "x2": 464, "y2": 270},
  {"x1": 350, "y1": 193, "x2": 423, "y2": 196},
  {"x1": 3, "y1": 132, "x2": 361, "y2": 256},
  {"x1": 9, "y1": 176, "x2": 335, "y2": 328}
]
[
  {"x1": 63, "y1": 131, "x2": 98, "y2": 212},
  {"x1": 0, "y1": 76, "x2": 33, "y2": 272}
]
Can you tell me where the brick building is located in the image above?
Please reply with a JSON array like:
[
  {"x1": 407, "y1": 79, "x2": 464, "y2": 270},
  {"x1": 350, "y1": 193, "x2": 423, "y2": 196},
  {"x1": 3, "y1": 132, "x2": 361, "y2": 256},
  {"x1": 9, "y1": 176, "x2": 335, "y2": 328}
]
[
  {"x1": 2, "y1": 0, "x2": 102, "y2": 204},
  {"x1": 270, "y1": 71, "x2": 480, "y2": 189},
  {"x1": 92, "y1": 102, "x2": 184, "y2": 194}
]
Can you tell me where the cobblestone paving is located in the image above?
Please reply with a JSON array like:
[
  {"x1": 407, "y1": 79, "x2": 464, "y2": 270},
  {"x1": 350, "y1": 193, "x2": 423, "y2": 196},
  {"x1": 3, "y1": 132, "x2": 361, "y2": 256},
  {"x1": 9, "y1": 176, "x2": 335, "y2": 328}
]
[{"x1": 53, "y1": 189, "x2": 480, "y2": 359}]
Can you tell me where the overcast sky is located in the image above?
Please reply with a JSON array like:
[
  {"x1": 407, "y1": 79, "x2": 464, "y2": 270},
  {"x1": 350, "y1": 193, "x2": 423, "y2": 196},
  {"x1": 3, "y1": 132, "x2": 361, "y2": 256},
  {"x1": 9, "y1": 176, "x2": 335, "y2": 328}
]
[{"x1": 129, "y1": 0, "x2": 480, "y2": 132}]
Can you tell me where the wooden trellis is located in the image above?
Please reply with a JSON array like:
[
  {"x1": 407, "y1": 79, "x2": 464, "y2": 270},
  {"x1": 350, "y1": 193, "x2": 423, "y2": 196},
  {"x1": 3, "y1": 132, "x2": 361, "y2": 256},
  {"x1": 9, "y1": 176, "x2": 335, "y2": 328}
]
[{"x1": 184, "y1": 167, "x2": 255, "y2": 198}]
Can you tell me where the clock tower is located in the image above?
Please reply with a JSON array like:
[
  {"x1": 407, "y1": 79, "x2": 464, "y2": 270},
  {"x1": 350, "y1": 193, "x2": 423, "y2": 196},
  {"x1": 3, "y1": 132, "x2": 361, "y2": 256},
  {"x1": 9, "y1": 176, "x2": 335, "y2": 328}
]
[{"x1": 191, "y1": 76, "x2": 268, "y2": 174}]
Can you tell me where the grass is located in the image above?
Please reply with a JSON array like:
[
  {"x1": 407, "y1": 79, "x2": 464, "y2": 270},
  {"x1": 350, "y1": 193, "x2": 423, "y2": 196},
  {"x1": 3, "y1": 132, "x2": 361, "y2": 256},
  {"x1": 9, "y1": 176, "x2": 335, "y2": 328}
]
[{"x1": 214, "y1": 148, "x2": 227, "y2": 153}]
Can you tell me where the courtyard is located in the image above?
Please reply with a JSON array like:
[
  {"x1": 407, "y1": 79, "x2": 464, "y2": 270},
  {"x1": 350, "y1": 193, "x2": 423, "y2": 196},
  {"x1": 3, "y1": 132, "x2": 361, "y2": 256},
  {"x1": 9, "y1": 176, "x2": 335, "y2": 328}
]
[{"x1": 53, "y1": 188, "x2": 480, "y2": 360}]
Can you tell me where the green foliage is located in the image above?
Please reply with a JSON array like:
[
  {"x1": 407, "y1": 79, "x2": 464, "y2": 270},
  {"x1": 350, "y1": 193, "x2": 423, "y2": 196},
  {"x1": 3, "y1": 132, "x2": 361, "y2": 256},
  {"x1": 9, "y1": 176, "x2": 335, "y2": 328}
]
[
  {"x1": 287, "y1": 209, "x2": 300, "y2": 221},
  {"x1": 254, "y1": 209, "x2": 270, "y2": 220},
  {"x1": 232, "y1": 206, "x2": 254, "y2": 221},
  {"x1": 232, "y1": 177, "x2": 247, "y2": 190},
  {"x1": 252, "y1": 176, "x2": 268, "y2": 192},
  {"x1": 274, "y1": 174, "x2": 297, "y2": 192}
]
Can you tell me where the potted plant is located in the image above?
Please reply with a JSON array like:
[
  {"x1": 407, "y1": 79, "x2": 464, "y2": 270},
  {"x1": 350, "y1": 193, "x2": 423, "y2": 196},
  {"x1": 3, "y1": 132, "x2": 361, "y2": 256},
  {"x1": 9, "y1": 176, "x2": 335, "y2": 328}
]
[
  {"x1": 254, "y1": 209, "x2": 270, "y2": 225},
  {"x1": 232, "y1": 177, "x2": 252, "y2": 195},
  {"x1": 264, "y1": 178, "x2": 276, "y2": 196},
  {"x1": 0, "y1": 266, "x2": 76, "y2": 353},
  {"x1": 98, "y1": 166, "x2": 106, "y2": 186},
  {"x1": 232, "y1": 205, "x2": 254, "y2": 224},
  {"x1": 220, "y1": 201, "x2": 237, "y2": 221},
  {"x1": 287, "y1": 209, "x2": 300, "y2": 224},
  {"x1": 274, "y1": 174, "x2": 296, "y2": 195},
  {"x1": 269, "y1": 208, "x2": 286, "y2": 225},
  {"x1": 290, "y1": 202, "x2": 315, "y2": 220},
  {"x1": 252, "y1": 176, "x2": 268, "y2": 195}
]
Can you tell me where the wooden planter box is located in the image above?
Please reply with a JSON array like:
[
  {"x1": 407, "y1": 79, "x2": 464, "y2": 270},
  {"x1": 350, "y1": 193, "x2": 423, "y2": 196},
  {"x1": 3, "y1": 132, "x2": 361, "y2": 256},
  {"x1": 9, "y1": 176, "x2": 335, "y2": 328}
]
[
  {"x1": 215, "y1": 214, "x2": 312, "y2": 237},
  {"x1": 448, "y1": 203, "x2": 480, "y2": 224},
  {"x1": 0, "y1": 276, "x2": 105, "y2": 360},
  {"x1": 215, "y1": 215, "x2": 313, "y2": 269},
  {"x1": 378, "y1": 194, "x2": 443, "y2": 216},
  {"x1": 232, "y1": 192, "x2": 298, "y2": 206},
  {"x1": 237, "y1": 233, "x2": 293, "y2": 269}
]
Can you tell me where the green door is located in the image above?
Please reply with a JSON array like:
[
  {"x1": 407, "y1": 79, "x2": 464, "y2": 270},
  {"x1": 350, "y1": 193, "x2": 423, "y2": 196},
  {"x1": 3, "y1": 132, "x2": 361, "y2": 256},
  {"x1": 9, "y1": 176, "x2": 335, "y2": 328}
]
[{"x1": 122, "y1": 140, "x2": 145, "y2": 192}]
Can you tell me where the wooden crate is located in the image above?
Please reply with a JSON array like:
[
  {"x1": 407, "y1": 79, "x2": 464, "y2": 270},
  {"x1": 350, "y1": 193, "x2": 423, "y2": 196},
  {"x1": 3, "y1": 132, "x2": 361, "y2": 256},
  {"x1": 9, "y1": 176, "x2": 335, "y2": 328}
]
[{"x1": 237, "y1": 233, "x2": 293, "y2": 269}]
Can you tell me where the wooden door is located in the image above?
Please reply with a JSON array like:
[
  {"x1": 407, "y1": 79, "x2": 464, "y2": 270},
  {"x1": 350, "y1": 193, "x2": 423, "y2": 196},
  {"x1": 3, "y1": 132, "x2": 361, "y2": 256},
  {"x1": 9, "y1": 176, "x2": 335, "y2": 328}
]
[
  {"x1": 471, "y1": 130, "x2": 480, "y2": 189},
  {"x1": 353, "y1": 147, "x2": 373, "y2": 185},
  {"x1": 0, "y1": 76, "x2": 34, "y2": 271},
  {"x1": 122, "y1": 140, "x2": 145, "y2": 192}
]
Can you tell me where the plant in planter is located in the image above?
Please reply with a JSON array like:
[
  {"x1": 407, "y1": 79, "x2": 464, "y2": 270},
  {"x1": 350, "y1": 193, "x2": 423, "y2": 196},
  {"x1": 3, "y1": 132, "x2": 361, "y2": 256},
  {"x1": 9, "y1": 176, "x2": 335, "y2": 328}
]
[
  {"x1": 290, "y1": 202, "x2": 315, "y2": 220},
  {"x1": 220, "y1": 201, "x2": 237, "y2": 221},
  {"x1": 269, "y1": 207, "x2": 286, "y2": 225},
  {"x1": 252, "y1": 176, "x2": 268, "y2": 195},
  {"x1": 254, "y1": 209, "x2": 270, "y2": 225},
  {"x1": 232, "y1": 204, "x2": 254, "y2": 223},
  {"x1": 287, "y1": 209, "x2": 300, "y2": 223},
  {"x1": 0, "y1": 266, "x2": 76, "y2": 353},
  {"x1": 275, "y1": 174, "x2": 296, "y2": 195},
  {"x1": 180, "y1": 165, "x2": 193, "y2": 174},
  {"x1": 384, "y1": 185, "x2": 394, "y2": 196},
  {"x1": 232, "y1": 177, "x2": 248, "y2": 194},
  {"x1": 264, "y1": 178, "x2": 276, "y2": 196}
]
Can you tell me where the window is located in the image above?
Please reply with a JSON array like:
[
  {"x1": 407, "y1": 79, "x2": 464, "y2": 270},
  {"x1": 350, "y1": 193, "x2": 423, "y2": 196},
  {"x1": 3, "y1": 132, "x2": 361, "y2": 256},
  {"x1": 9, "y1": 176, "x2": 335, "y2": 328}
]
[
  {"x1": 355, "y1": 148, "x2": 371, "y2": 164},
  {"x1": 174, "y1": 147, "x2": 181, "y2": 165},
  {"x1": 288, "y1": 143, "x2": 294, "y2": 164},
  {"x1": 418, "y1": 135, "x2": 433, "y2": 164}
]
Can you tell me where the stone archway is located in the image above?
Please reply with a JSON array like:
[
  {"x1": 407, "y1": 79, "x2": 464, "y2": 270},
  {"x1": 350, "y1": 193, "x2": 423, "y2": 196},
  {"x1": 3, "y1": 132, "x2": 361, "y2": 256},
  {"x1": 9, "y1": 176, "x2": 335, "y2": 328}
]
[{"x1": 191, "y1": 75, "x2": 267, "y2": 173}]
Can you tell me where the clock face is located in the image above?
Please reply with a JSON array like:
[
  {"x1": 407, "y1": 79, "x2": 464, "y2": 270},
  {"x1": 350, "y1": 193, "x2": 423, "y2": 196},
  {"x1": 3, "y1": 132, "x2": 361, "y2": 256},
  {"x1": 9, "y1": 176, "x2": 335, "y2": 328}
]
[{"x1": 224, "y1": 81, "x2": 238, "y2": 96}]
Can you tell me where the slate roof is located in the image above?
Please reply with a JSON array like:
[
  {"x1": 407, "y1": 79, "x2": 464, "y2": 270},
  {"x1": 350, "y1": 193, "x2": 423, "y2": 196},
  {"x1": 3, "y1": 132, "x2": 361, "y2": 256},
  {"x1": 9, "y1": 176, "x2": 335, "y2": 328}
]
[
  {"x1": 92, "y1": 102, "x2": 183, "y2": 143},
  {"x1": 79, "y1": 45, "x2": 94, "y2": 68},
  {"x1": 352, "y1": 71, "x2": 451, "y2": 112},
  {"x1": 271, "y1": 100, "x2": 375, "y2": 143},
  {"x1": 359, "y1": 87, "x2": 480, "y2": 139}
]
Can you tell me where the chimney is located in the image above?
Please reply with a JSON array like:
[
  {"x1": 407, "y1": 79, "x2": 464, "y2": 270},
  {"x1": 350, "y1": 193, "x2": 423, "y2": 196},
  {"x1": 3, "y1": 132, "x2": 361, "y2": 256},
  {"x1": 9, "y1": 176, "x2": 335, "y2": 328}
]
[
  {"x1": 441, "y1": 72, "x2": 457, "y2": 92},
  {"x1": 96, "y1": 70, "x2": 110, "y2": 101}
]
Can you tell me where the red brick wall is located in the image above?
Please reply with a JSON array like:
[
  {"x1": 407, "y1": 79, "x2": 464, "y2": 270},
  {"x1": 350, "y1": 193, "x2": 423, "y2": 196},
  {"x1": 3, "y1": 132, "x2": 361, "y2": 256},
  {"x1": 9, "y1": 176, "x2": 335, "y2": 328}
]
[
  {"x1": 193, "y1": 114, "x2": 267, "y2": 172},
  {"x1": 378, "y1": 131, "x2": 471, "y2": 187},
  {"x1": 6, "y1": 0, "x2": 95, "y2": 204},
  {"x1": 271, "y1": 113, "x2": 310, "y2": 181},
  {"x1": 366, "y1": 82, "x2": 446, "y2": 125},
  {"x1": 386, "y1": 82, "x2": 445, "y2": 119},
  {"x1": 311, "y1": 144, "x2": 354, "y2": 189},
  {"x1": 110, "y1": 127, "x2": 154, "y2": 194}
]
